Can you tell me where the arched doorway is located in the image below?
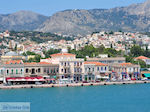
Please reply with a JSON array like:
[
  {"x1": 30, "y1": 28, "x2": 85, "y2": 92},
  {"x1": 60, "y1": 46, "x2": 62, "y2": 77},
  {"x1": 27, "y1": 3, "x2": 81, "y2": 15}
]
[{"x1": 31, "y1": 68, "x2": 35, "y2": 74}]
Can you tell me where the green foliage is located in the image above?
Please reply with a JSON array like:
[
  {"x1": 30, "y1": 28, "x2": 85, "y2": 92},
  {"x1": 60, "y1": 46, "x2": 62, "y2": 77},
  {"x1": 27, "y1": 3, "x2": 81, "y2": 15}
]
[
  {"x1": 130, "y1": 45, "x2": 144, "y2": 57},
  {"x1": 43, "y1": 49, "x2": 61, "y2": 58},
  {"x1": 23, "y1": 51, "x2": 36, "y2": 56},
  {"x1": 68, "y1": 45, "x2": 121, "y2": 59},
  {"x1": 130, "y1": 45, "x2": 150, "y2": 58},
  {"x1": 9, "y1": 31, "x2": 74, "y2": 43},
  {"x1": 125, "y1": 55, "x2": 146, "y2": 68},
  {"x1": 22, "y1": 51, "x2": 41, "y2": 62}
]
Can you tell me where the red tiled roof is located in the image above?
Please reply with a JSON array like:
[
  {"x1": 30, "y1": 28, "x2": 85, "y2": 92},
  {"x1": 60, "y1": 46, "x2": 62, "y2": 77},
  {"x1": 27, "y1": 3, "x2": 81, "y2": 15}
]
[
  {"x1": 135, "y1": 56, "x2": 149, "y2": 60},
  {"x1": 24, "y1": 62, "x2": 37, "y2": 65},
  {"x1": 24, "y1": 62, "x2": 51, "y2": 65},
  {"x1": 50, "y1": 53, "x2": 76, "y2": 57},
  {"x1": 38, "y1": 62, "x2": 51, "y2": 64},
  {"x1": 5, "y1": 60, "x2": 23, "y2": 64},
  {"x1": 119, "y1": 63, "x2": 132, "y2": 66},
  {"x1": 84, "y1": 61, "x2": 107, "y2": 66}
]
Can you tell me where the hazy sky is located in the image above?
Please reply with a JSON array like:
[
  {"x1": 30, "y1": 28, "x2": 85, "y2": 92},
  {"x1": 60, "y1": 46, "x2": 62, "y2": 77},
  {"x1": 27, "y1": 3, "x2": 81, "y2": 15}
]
[{"x1": 0, "y1": 0, "x2": 146, "y2": 16}]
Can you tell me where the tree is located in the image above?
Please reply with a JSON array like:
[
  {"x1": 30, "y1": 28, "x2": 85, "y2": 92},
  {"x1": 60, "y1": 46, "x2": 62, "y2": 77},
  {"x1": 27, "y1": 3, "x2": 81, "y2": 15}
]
[
  {"x1": 130, "y1": 45, "x2": 144, "y2": 57},
  {"x1": 43, "y1": 49, "x2": 60, "y2": 58}
]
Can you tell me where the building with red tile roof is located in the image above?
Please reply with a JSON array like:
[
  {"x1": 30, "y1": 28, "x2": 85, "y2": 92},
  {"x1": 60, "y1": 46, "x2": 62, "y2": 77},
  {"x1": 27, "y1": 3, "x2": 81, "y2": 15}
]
[
  {"x1": 111, "y1": 62, "x2": 140, "y2": 80},
  {"x1": 134, "y1": 56, "x2": 150, "y2": 65}
]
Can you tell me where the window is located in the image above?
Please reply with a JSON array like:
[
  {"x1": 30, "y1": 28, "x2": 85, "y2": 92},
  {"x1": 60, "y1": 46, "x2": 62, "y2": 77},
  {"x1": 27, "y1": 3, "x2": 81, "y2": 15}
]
[
  {"x1": 65, "y1": 62, "x2": 67, "y2": 66},
  {"x1": 44, "y1": 68, "x2": 46, "y2": 73},
  {"x1": 105, "y1": 67, "x2": 107, "y2": 70},
  {"x1": 61, "y1": 69, "x2": 63, "y2": 72},
  {"x1": 93, "y1": 68, "x2": 94, "y2": 72},
  {"x1": 16, "y1": 69, "x2": 18, "y2": 74},
  {"x1": 85, "y1": 68, "x2": 87, "y2": 72},
  {"x1": 11, "y1": 69, "x2": 13, "y2": 74},
  {"x1": 21, "y1": 69, "x2": 23, "y2": 74},
  {"x1": 101, "y1": 67, "x2": 103, "y2": 71},
  {"x1": 26, "y1": 69, "x2": 29, "y2": 73},
  {"x1": 57, "y1": 68, "x2": 59, "y2": 72},
  {"x1": 7, "y1": 70, "x2": 9, "y2": 74},
  {"x1": 89, "y1": 68, "x2": 91, "y2": 72},
  {"x1": 64, "y1": 69, "x2": 67, "y2": 73},
  {"x1": 38, "y1": 68, "x2": 41, "y2": 73},
  {"x1": 97, "y1": 67, "x2": 99, "y2": 71}
]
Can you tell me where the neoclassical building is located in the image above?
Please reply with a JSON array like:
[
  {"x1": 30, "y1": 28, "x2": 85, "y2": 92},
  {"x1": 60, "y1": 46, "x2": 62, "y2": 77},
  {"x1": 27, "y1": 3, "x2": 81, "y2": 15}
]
[
  {"x1": 41, "y1": 53, "x2": 85, "y2": 82},
  {"x1": 111, "y1": 63, "x2": 140, "y2": 80},
  {"x1": 0, "y1": 60, "x2": 24, "y2": 78},
  {"x1": 24, "y1": 62, "x2": 59, "y2": 77},
  {"x1": 84, "y1": 62, "x2": 109, "y2": 82}
]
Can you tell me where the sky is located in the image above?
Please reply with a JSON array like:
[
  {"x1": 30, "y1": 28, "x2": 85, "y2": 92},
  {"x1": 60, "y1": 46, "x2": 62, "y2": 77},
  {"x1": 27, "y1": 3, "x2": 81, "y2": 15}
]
[{"x1": 0, "y1": 0, "x2": 146, "y2": 16}]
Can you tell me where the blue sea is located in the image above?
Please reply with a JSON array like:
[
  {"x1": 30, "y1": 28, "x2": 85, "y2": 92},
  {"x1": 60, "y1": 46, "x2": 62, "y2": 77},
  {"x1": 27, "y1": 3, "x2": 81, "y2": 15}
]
[{"x1": 0, "y1": 84, "x2": 150, "y2": 112}]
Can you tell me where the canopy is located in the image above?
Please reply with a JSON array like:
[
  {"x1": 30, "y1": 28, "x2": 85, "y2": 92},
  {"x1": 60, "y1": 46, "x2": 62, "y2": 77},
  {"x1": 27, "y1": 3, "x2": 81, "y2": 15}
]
[
  {"x1": 46, "y1": 78, "x2": 55, "y2": 81},
  {"x1": 6, "y1": 77, "x2": 45, "y2": 82},
  {"x1": 144, "y1": 73, "x2": 150, "y2": 78}
]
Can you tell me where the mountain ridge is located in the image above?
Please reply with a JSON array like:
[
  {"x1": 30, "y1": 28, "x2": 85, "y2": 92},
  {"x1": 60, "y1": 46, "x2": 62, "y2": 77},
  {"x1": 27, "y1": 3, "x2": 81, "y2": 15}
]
[{"x1": 0, "y1": 0, "x2": 150, "y2": 35}]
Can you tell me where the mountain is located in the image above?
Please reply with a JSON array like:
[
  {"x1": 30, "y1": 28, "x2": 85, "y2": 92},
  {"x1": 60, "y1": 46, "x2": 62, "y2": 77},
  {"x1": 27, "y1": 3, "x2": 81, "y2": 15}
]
[
  {"x1": 1, "y1": 0, "x2": 150, "y2": 35},
  {"x1": 38, "y1": 0, "x2": 150, "y2": 35},
  {"x1": 0, "y1": 11, "x2": 48, "y2": 31}
]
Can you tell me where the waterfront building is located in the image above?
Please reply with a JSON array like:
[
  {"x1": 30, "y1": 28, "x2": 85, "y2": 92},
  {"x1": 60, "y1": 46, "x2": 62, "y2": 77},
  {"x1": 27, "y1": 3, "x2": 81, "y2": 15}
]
[
  {"x1": 111, "y1": 63, "x2": 140, "y2": 80},
  {"x1": 24, "y1": 62, "x2": 59, "y2": 78},
  {"x1": 50, "y1": 53, "x2": 84, "y2": 82},
  {"x1": 134, "y1": 56, "x2": 150, "y2": 65},
  {"x1": 41, "y1": 52, "x2": 85, "y2": 82},
  {"x1": 0, "y1": 60, "x2": 24, "y2": 78},
  {"x1": 84, "y1": 62, "x2": 109, "y2": 82}
]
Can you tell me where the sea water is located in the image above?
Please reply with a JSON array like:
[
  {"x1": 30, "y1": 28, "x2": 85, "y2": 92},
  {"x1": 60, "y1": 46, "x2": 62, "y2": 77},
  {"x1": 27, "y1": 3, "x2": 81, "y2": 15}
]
[{"x1": 0, "y1": 84, "x2": 150, "y2": 112}]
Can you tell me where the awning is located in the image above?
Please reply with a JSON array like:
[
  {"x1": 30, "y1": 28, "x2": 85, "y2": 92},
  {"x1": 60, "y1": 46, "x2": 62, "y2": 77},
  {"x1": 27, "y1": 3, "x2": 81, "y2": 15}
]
[
  {"x1": 6, "y1": 77, "x2": 45, "y2": 82},
  {"x1": 46, "y1": 78, "x2": 55, "y2": 81},
  {"x1": 144, "y1": 73, "x2": 150, "y2": 77}
]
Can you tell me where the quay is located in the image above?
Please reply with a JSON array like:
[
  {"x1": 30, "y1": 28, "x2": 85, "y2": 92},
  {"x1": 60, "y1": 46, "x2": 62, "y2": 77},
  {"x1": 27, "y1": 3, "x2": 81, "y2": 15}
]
[{"x1": 0, "y1": 80, "x2": 149, "y2": 89}]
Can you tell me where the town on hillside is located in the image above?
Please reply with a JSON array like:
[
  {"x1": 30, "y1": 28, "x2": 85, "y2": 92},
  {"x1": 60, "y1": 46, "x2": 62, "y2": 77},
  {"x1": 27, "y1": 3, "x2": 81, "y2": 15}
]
[{"x1": 0, "y1": 30, "x2": 150, "y2": 85}]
